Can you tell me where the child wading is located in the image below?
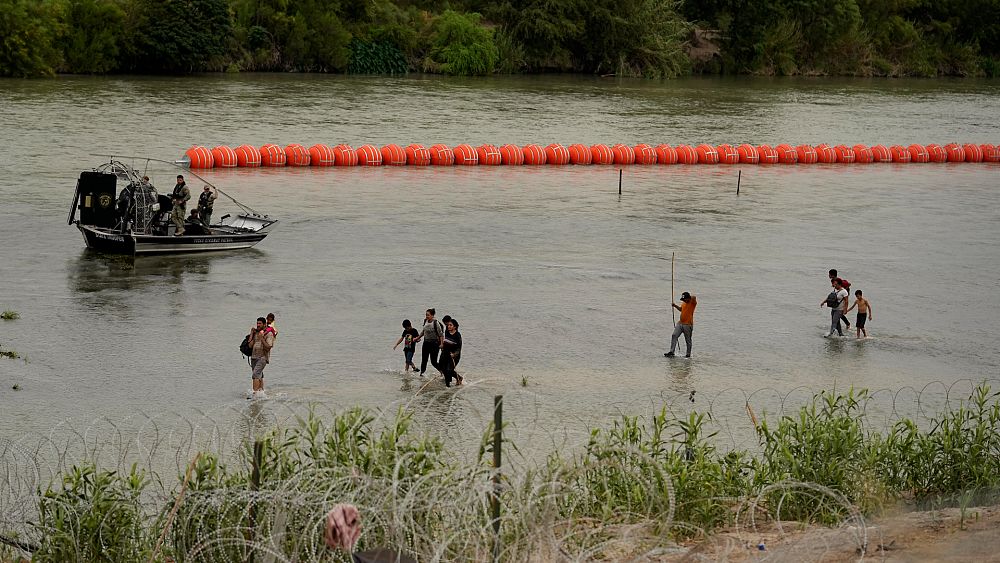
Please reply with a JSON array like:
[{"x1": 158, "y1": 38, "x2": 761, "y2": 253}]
[
  {"x1": 846, "y1": 290, "x2": 873, "y2": 339},
  {"x1": 393, "y1": 319, "x2": 420, "y2": 372}
]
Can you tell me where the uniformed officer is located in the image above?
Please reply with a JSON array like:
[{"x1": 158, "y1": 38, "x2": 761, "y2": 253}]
[
  {"x1": 197, "y1": 184, "x2": 218, "y2": 228},
  {"x1": 170, "y1": 175, "x2": 191, "y2": 236}
]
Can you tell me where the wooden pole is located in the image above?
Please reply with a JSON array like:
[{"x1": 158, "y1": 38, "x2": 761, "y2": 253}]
[
  {"x1": 149, "y1": 452, "x2": 200, "y2": 563},
  {"x1": 737, "y1": 169, "x2": 741, "y2": 195},
  {"x1": 671, "y1": 252, "x2": 676, "y2": 327},
  {"x1": 491, "y1": 395, "x2": 503, "y2": 562},
  {"x1": 618, "y1": 169, "x2": 622, "y2": 196},
  {"x1": 247, "y1": 440, "x2": 263, "y2": 563}
]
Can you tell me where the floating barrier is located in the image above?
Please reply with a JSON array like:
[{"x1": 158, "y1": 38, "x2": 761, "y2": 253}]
[{"x1": 182, "y1": 143, "x2": 999, "y2": 168}]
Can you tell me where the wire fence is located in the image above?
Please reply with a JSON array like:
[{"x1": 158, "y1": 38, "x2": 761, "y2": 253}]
[{"x1": 1, "y1": 378, "x2": 998, "y2": 562}]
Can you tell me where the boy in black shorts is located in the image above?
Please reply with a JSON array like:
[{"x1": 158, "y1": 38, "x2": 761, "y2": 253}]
[{"x1": 846, "y1": 290, "x2": 872, "y2": 339}]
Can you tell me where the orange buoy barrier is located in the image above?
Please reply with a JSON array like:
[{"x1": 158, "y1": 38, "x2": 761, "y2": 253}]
[
  {"x1": 963, "y1": 143, "x2": 983, "y2": 162},
  {"x1": 259, "y1": 144, "x2": 286, "y2": 167},
  {"x1": 676, "y1": 144, "x2": 697, "y2": 164},
  {"x1": 356, "y1": 144, "x2": 382, "y2": 166},
  {"x1": 522, "y1": 144, "x2": 546, "y2": 165},
  {"x1": 852, "y1": 144, "x2": 874, "y2": 163},
  {"x1": 696, "y1": 144, "x2": 719, "y2": 164},
  {"x1": 634, "y1": 144, "x2": 657, "y2": 165},
  {"x1": 453, "y1": 144, "x2": 479, "y2": 165},
  {"x1": 568, "y1": 143, "x2": 592, "y2": 164},
  {"x1": 235, "y1": 144, "x2": 261, "y2": 167},
  {"x1": 889, "y1": 145, "x2": 911, "y2": 163},
  {"x1": 210, "y1": 145, "x2": 237, "y2": 168},
  {"x1": 185, "y1": 146, "x2": 214, "y2": 169},
  {"x1": 611, "y1": 144, "x2": 635, "y2": 165},
  {"x1": 757, "y1": 144, "x2": 778, "y2": 164},
  {"x1": 814, "y1": 144, "x2": 836, "y2": 163},
  {"x1": 499, "y1": 144, "x2": 523, "y2": 165},
  {"x1": 907, "y1": 144, "x2": 930, "y2": 163},
  {"x1": 834, "y1": 145, "x2": 855, "y2": 164},
  {"x1": 944, "y1": 143, "x2": 965, "y2": 162},
  {"x1": 545, "y1": 143, "x2": 570, "y2": 165},
  {"x1": 333, "y1": 144, "x2": 358, "y2": 166},
  {"x1": 590, "y1": 144, "x2": 613, "y2": 165},
  {"x1": 795, "y1": 144, "x2": 818, "y2": 164},
  {"x1": 430, "y1": 144, "x2": 454, "y2": 166},
  {"x1": 982, "y1": 143, "x2": 1000, "y2": 162},
  {"x1": 926, "y1": 143, "x2": 947, "y2": 163},
  {"x1": 775, "y1": 144, "x2": 797, "y2": 164},
  {"x1": 717, "y1": 144, "x2": 738, "y2": 164},
  {"x1": 737, "y1": 144, "x2": 759, "y2": 164},
  {"x1": 284, "y1": 144, "x2": 310, "y2": 167},
  {"x1": 405, "y1": 144, "x2": 431, "y2": 166},
  {"x1": 869, "y1": 145, "x2": 890, "y2": 163},
  {"x1": 477, "y1": 144, "x2": 502, "y2": 165},
  {"x1": 308, "y1": 144, "x2": 335, "y2": 166},
  {"x1": 380, "y1": 144, "x2": 406, "y2": 166},
  {"x1": 655, "y1": 144, "x2": 679, "y2": 164}
]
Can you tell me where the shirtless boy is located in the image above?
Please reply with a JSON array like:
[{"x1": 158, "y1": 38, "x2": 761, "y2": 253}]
[{"x1": 846, "y1": 290, "x2": 872, "y2": 339}]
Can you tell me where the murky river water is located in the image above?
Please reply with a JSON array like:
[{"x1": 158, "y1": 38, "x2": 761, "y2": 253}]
[{"x1": 1, "y1": 74, "x2": 999, "y2": 454}]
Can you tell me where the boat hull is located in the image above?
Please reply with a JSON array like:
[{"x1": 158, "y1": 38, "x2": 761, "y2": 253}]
[{"x1": 78, "y1": 224, "x2": 268, "y2": 255}]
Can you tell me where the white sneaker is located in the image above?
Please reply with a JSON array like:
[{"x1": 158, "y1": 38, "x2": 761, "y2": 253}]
[
  {"x1": 255, "y1": 390, "x2": 268, "y2": 400},
  {"x1": 246, "y1": 390, "x2": 254, "y2": 400}
]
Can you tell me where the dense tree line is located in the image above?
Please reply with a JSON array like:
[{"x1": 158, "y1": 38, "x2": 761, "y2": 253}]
[{"x1": 2, "y1": 0, "x2": 998, "y2": 78}]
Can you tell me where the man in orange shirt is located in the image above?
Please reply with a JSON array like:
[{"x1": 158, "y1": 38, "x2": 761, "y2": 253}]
[{"x1": 665, "y1": 291, "x2": 697, "y2": 358}]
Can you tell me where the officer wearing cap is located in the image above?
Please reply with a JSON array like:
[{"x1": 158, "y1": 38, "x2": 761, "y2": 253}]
[
  {"x1": 197, "y1": 184, "x2": 218, "y2": 228},
  {"x1": 170, "y1": 174, "x2": 191, "y2": 236}
]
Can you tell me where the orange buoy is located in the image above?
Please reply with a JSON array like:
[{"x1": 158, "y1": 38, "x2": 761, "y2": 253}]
[
  {"x1": 333, "y1": 144, "x2": 358, "y2": 166},
  {"x1": 675, "y1": 144, "x2": 697, "y2": 164},
  {"x1": 590, "y1": 144, "x2": 614, "y2": 165},
  {"x1": 185, "y1": 145, "x2": 214, "y2": 169},
  {"x1": 634, "y1": 144, "x2": 657, "y2": 165},
  {"x1": 926, "y1": 143, "x2": 947, "y2": 163},
  {"x1": 453, "y1": 144, "x2": 479, "y2": 165},
  {"x1": 284, "y1": 143, "x2": 311, "y2": 166},
  {"x1": 907, "y1": 144, "x2": 930, "y2": 163},
  {"x1": 522, "y1": 144, "x2": 547, "y2": 165},
  {"x1": 545, "y1": 143, "x2": 570, "y2": 165},
  {"x1": 568, "y1": 143, "x2": 592, "y2": 164},
  {"x1": 611, "y1": 144, "x2": 635, "y2": 165},
  {"x1": 834, "y1": 145, "x2": 855, "y2": 164},
  {"x1": 888, "y1": 145, "x2": 911, "y2": 163},
  {"x1": 356, "y1": 144, "x2": 382, "y2": 166},
  {"x1": 430, "y1": 144, "x2": 455, "y2": 166},
  {"x1": 477, "y1": 144, "x2": 502, "y2": 165},
  {"x1": 696, "y1": 143, "x2": 719, "y2": 164},
  {"x1": 775, "y1": 144, "x2": 797, "y2": 164},
  {"x1": 870, "y1": 144, "x2": 891, "y2": 163},
  {"x1": 499, "y1": 144, "x2": 523, "y2": 165},
  {"x1": 962, "y1": 143, "x2": 983, "y2": 162},
  {"x1": 795, "y1": 144, "x2": 818, "y2": 164},
  {"x1": 716, "y1": 144, "x2": 738, "y2": 164},
  {"x1": 655, "y1": 144, "x2": 679, "y2": 164},
  {"x1": 736, "y1": 144, "x2": 759, "y2": 164},
  {"x1": 210, "y1": 145, "x2": 237, "y2": 168},
  {"x1": 308, "y1": 144, "x2": 335, "y2": 166},
  {"x1": 259, "y1": 144, "x2": 286, "y2": 167},
  {"x1": 405, "y1": 144, "x2": 431, "y2": 166},
  {"x1": 943, "y1": 143, "x2": 964, "y2": 162},
  {"x1": 852, "y1": 145, "x2": 874, "y2": 163},
  {"x1": 235, "y1": 144, "x2": 261, "y2": 167},
  {"x1": 981, "y1": 143, "x2": 1000, "y2": 162},
  {"x1": 380, "y1": 144, "x2": 406, "y2": 166},
  {"x1": 757, "y1": 144, "x2": 778, "y2": 164},
  {"x1": 814, "y1": 144, "x2": 835, "y2": 163}
]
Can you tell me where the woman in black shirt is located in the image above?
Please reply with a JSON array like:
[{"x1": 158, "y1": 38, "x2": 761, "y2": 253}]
[{"x1": 440, "y1": 319, "x2": 463, "y2": 387}]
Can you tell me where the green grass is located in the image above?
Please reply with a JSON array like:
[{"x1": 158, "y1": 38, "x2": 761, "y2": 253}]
[
  {"x1": 1, "y1": 310, "x2": 19, "y2": 320},
  {"x1": 9, "y1": 384, "x2": 1000, "y2": 562}
]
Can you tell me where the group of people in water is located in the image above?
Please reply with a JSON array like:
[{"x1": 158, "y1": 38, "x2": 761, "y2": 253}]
[
  {"x1": 392, "y1": 308, "x2": 464, "y2": 387},
  {"x1": 821, "y1": 269, "x2": 873, "y2": 338}
]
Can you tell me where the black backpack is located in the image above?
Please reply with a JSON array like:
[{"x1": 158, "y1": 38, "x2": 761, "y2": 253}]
[
  {"x1": 825, "y1": 291, "x2": 841, "y2": 308},
  {"x1": 240, "y1": 334, "x2": 253, "y2": 359}
]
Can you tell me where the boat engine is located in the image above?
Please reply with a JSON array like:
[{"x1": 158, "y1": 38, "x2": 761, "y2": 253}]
[{"x1": 76, "y1": 171, "x2": 118, "y2": 228}]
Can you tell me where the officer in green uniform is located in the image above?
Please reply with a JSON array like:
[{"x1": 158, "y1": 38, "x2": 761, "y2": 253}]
[
  {"x1": 197, "y1": 184, "x2": 218, "y2": 229},
  {"x1": 170, "y1": 175, "x2": 191, "y2": 236}
]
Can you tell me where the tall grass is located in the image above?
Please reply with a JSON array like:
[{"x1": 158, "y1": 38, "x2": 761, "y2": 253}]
[{"x1": 4, "y1": 384, "x2": 1000, "y2": 561}]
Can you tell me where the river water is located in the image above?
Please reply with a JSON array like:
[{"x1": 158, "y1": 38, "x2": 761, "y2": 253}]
[{"x1": 1, "y1": 75, "x2": 999, "y2": 458}]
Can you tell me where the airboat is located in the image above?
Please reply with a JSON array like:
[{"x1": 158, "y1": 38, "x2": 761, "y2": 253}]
[{"x1": 69, "y1": 157, "x2": 277, "y2": 255}]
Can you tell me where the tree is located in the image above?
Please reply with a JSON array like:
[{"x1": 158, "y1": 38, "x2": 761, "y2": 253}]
[
  {"x1": 131, "y1": 0, "x2": 231, "y2": 73},
  {"x1": 60, "y1": 0, "x2": 127, "y2": 73},
  {"x1": 0, "y1": 0, "x2": 63, "y2": 77}
]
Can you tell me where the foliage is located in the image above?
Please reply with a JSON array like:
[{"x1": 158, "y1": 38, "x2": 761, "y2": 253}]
[
  {"x1": 1, "y1": 310, "x2": 19, "y2": 320},
  {"x1": 348, "y1": 39, "x2": 408, "y2": 74},
  {"x1": 426, "y1": 10, "x2": 498, "y2": 76},
  {"x1": 129, "y1": 0, "x2": 232, "y2": 73},
  {"x1": 0, "y1": 0, "x2": 64, "y2": 77},
  {"x1": 59, "y1": 0, "x2": 126, "y2": 74}
]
